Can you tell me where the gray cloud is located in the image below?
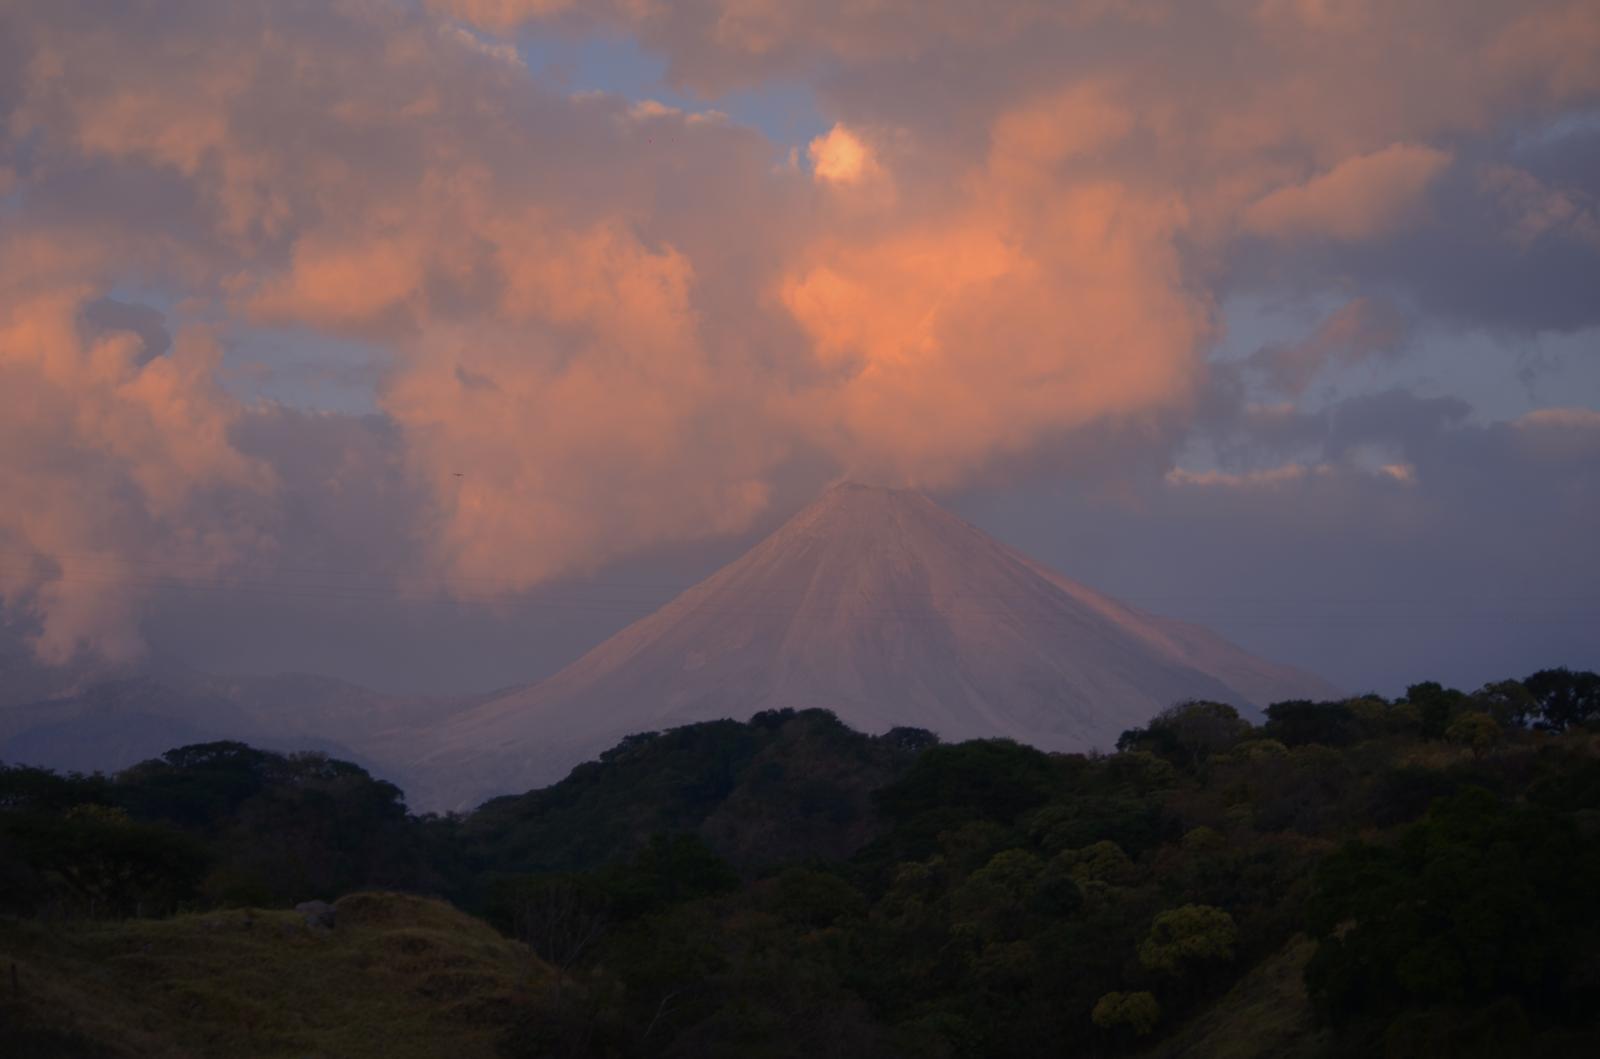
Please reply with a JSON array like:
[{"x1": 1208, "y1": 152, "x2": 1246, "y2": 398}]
[
  {"x1": 0, "y1": 0, "x2": 1595, "y2": 695},
  {"x1": 81, "y1": 298, "x2": 172, "y2": 365},
  {"x1": 958, "y1": 396, "x2": 1600, "y2": 696},
  {"x1": 1225, "y1": 131, "x2": 1600, "y2": 335}
]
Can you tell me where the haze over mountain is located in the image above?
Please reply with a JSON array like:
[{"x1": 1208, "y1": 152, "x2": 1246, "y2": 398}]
[
  {"x1": 410, "y1": 483, "x2": 1337, "y2": 809},
  {"x1": 1, "y1": 484, "x2": 1337, "y2": 810},
  {"x1": 0, "y1": 638, "x2": 488, "y2": 780}
]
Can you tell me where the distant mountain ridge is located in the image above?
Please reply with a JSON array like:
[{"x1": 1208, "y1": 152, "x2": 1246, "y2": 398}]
[
  {"x1": 0, "y1": 634, "x2": 487, "y2": 783},
  {"x1": 408, "y1": 483, "x2": 1338, "y2": 809}
]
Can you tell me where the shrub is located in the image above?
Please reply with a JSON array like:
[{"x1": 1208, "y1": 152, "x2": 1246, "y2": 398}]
[
  {"x1": 1138, "y1": 904, "x2": 1238, "y2": 974},
  {"x1": 1092, "y1": 991, "x2": 1161, "y2": 1036}
]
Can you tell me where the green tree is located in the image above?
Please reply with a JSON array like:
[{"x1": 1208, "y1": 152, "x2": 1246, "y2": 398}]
[
  {"x1": 1405, "y1": 681, "x2": 1468, "y2": 739},
  {"x1": 1263, "y1": 700, "x2": 1360, "y2": 748},
  {"x1": 1473, "y1": 680, "x2": 1536, "y2": 728},
  {"x1": 0, "y1": 804, "x2": 208, "y2": 916},
  {"x1": 1523, "y1": 668, "x2": 1600, "y2": 732},
  {"x1": 1138, "y1": 904, "x2": 1238, "y2": 974},
  {"x1": 951, "y1": 849, "x2": 1044, "y2": 941},
  {"x1": 1306, "y1": 787, "x2": 1600, "y2": 1028},
  {"x1": 1054, "y1": 841, "x2": 1139, "y2": 886},
  {"x1": 601, "y1": 833, "x2": 738, "y2": 918},
  {"x1": 875, "y1": 740, "x2": 1059, "y2": 825},
  {"x1": 1119, "y1": 701, "x2": 1251, "y2": 769},
  {"x1": 1445, "y1": 711, "x2": 1502, "y2": 757},
  {"x1": 772, "y1": 866, "x2": 866, "y2": 928},
  {"x1": 1092, "y1": 991, "x2": 1161, "y2": 1037}
]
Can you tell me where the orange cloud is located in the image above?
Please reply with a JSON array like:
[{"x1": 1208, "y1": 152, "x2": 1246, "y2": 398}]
[
  {"x1": 429, "y1": 0, "x2": 579, "y2": 34},
  {"x1": 3, "y1": 0, "x2": 1597, "y2": 659},
  {"x1": 0, "y1": 274, "x2": 271, "y2": 661},
  {"x1": 249, "y1": 234, "x2": 427, "y2": 328},
  {"x1": 1165, "y1": 464, "x2": 1320, "y2": 489},
  {"x1": 807, "y1": 124, "x2": 882, "y2": 186},
  {"x1": 780, "y1": 88, "x2": 1204, "y2": 482},
  {"x1": 1243, "y1": 144, "x2": 1452, "y2": 241},
  {"x1": 1517, "y1": 407, "x2": 1600, "y2": 432}
]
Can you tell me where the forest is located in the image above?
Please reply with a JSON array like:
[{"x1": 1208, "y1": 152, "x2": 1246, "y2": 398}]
[{"x1": 2, "y1": 668, "x2": 1599, "y2": 1058}]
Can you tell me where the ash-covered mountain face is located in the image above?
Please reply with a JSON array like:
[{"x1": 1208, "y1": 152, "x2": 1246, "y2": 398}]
[
  {"x1": 2, "y1": 485, "x2": 1336, "y2": 810},
  {"x1": 411, "y1": 484, "x2": 1338, "y2": 810}
]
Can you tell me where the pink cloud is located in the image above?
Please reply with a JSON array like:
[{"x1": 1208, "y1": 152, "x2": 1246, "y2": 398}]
[
  {"x1": 1, "y1": 0, "x2": 1596, "y2": 658},
  {"x1": 0, "y1": 279, "x2": 272, "y2": 661},
  {"x1": 1243, "y1": 144, "x2": 1452, "y2": 242}
]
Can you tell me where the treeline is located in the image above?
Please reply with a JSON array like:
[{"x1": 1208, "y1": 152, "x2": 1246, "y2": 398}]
[
  {"x1": 2, "y1": 667, "x2": 1598, "y2": 1057},
  {"x1": 0, "y1": 742, "x2": 453, "y2": 915}
]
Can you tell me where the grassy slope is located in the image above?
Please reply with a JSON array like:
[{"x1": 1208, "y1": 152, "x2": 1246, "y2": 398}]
[
  {"x1": 0, "y1": 892, "x2": 544, "y2": 1058},
  {"x1": 1139, "y1": 937, "x2": 1331, "y2": 1059}
]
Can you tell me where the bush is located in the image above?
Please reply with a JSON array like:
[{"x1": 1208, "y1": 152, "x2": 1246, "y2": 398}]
[
  {"x1": 1138, "y1": 904, "x2": 1238, "y2": 974},
  {"x1": 1092, "y1": 991, "x2": 1161, "y2": 1036},
  {"x1": 772, "y1": 867, "x2": 867, "y2": 928}
]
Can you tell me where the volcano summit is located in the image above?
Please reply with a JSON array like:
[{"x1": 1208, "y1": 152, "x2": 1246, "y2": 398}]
[{"x1": 410, "y1": 484, "x2": 1337, "y2": 808}]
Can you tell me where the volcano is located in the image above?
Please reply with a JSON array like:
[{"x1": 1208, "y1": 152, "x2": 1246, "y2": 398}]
[{"x1": 410, "y1": 483, "x2": 1337, "y2": 808}]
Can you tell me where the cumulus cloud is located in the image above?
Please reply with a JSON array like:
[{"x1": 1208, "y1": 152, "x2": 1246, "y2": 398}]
[
  {"x1": 0, "y1": 278, "x2": 272, "y2": 661},
  {"x1": 778, "y1": 146, "x2": 1205, "y2": 483},
  {"x1": 1, "y1": 0, "x2": 1597, "y2": 663},
  {"x1": 1243, "y1": 144, "x2": 1453, "y2": 242},
  {"x1": 807, "y1": 124, "x2": 881, "y2": 186}
]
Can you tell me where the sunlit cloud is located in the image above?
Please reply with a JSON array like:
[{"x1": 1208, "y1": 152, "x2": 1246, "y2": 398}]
[
  {"x1": 1243, "y1": 144, "x2": 1453, "y2": 242},
  {"x1": 1516, "y1": 407, "x2": 1600, "y2": 431},
  {"x1": 806, "y1": 124, "x2": 880, "y2": 185},
  {"x1": 1, "y1": 0, "x2": 1596, "y2": 660}
]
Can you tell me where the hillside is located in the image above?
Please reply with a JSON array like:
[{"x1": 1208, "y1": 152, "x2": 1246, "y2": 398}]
[
  {"x1": 414, "y1": 483, "x2": 1337, "y2": 808},
  {"x1": 4, "y1": 669, "x2": 1598, "y2": 1058},
  {"x1": 1136, "y1": 937, "x2": 1328, "y2": 1059},
  {"x1": 461, "y1": 707, "x2": 930, "y2": 877},
  {"x1": 0, "y1": 892, "x2": 542, "y2": 1058}
]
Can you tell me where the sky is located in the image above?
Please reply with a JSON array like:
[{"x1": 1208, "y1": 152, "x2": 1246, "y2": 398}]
[{"x1": 0, "y1": 0, "x2": 1596, "y2": 699}]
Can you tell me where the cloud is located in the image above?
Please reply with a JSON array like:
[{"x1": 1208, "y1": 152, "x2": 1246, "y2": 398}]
[
  {"x1": 80, "y1": 298, "x2": 173, "y2": 365},
  {"x1": 431, "y1": 0, "x2": 579, "y2": 35},
  {"x1": 0, "y1": 278, "x2": 272, "y2": 661},
  {"x1": 1165, "y1": 463, "x2": 1323, "y2": 489},
  {"x1": 1480, "y1": 163, "x2": 1600, "y2": 249},
  {"x1": 1243, "y1": 144, "x2": 1453, "y2": 242},
  {"x1": 1225, "y1": 137, "x2": 1600, "y2": 335},
  {"x1": 1517, "y1": 406, "x2": 1600, "y2": 430},
  {"x1": 1512, "y1": 406, "x2": 1600, "y2": 460},
  {"x1": 1162, "y1": 455, "x2": 1418, "y2": 492},
  {"x1": 430, "y1": 0, "x2": 1130, "y2": 93},
  {"x1": 1243, "y1": 298, "x2": 1409, "y2": 396},
  {"x1": 806, "y1": 124, "x2": 881, "y2": 186},
  {"x1": 1004, "y1": 394, "x2": 1600, "y2": 695},
  {"x1": 778, "y1": 169, "x2": 1204, "y2": 484},
  {"x1": 1, "y1": 0, "x2": 1597, "y2": 664}
]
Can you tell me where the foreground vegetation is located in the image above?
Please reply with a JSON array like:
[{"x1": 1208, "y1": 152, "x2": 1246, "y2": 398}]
[
  {"x1": 2, "y1": 668, "x2": 1598, "y2": 1057},
  {"x1": 0, "y1": 892, "x2": 539, "y2": 1058}
]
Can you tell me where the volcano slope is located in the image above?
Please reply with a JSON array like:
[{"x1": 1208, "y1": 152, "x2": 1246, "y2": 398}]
[{"x1": 413, "y1": 483, "x2": 1337, "y2": 808}]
